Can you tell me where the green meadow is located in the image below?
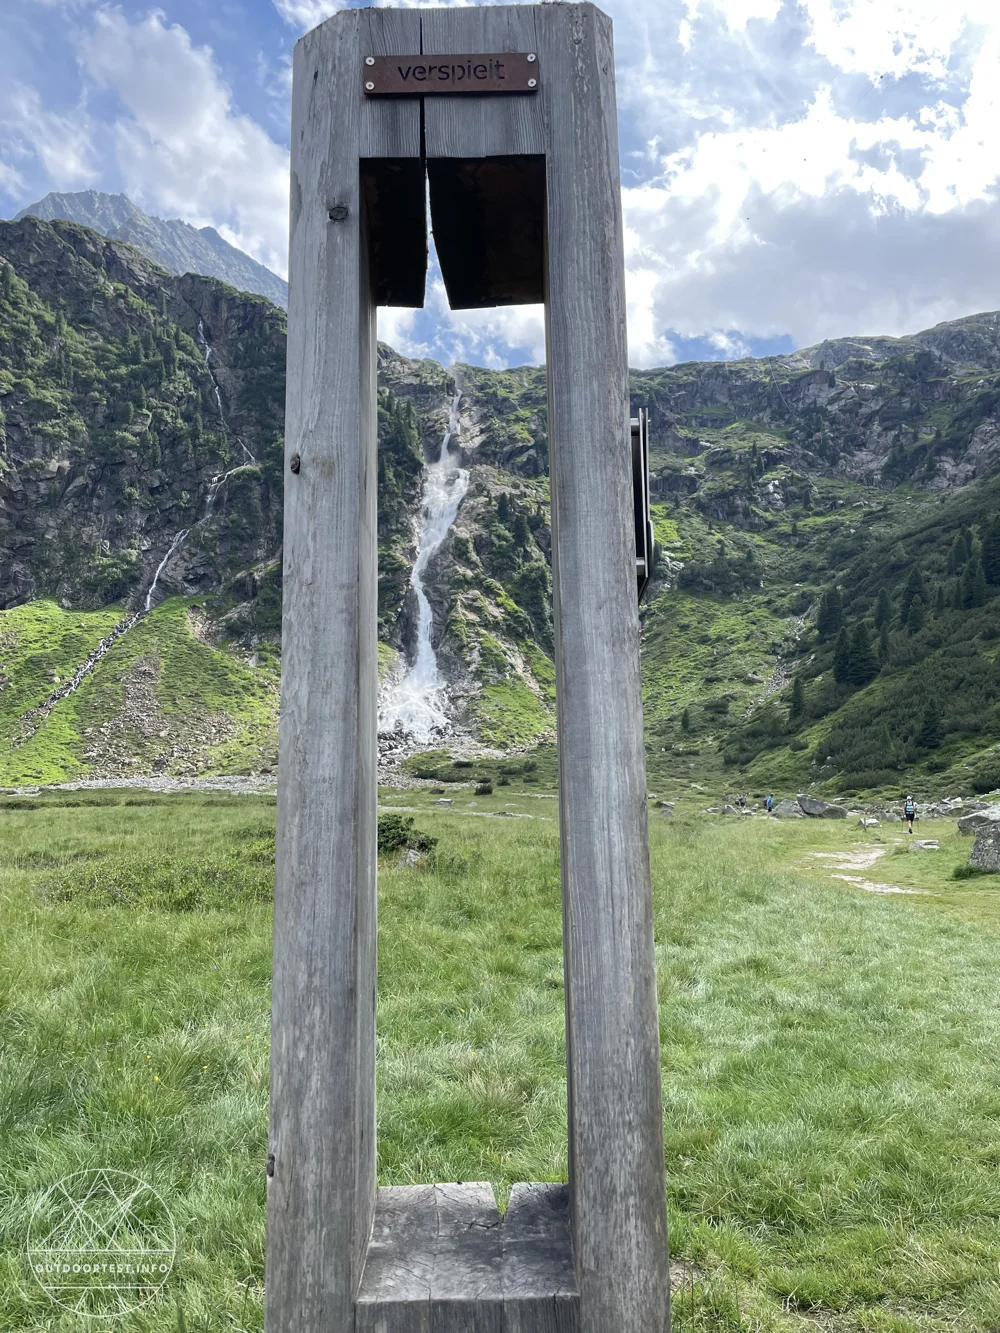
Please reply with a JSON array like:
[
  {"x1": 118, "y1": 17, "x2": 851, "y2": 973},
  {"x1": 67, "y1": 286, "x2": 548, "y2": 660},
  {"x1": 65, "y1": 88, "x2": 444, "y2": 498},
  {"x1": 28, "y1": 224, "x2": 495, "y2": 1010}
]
[{"x1": 2, "y1": 791, "x2": 1000, "y2": 1331}]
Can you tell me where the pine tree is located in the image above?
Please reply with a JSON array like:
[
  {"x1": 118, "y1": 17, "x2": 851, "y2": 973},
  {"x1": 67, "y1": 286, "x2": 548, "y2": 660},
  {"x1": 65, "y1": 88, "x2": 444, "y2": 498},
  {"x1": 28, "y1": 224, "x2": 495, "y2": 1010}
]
[
  {"x1": 879, "y1": 621, "x2": 890, "y2": 661},
  {"x1": 874, "y1": 587, "x2": 892, "y2": 630},
  {"x1": 951, "y1": 578, "x2": 963, "y2": 611},
  {"x1": 1, "y1": 262, "x2": 13, "y2": 296},
  {"x1": 961, "y1": 560, "x2": 976, "y2": 609},
  {"x1": 899, "y1": 566, "x2": 925, "y2": 625},
  {"x1": 906, "y1": 594, "x2": 925, "y2": 634},
  {"x1": 790, "y1": 675, "x2": 805, "y2": 720},
  {"x1": 817, "y1": 588, "x2": 843, "y2": 640},
  {"x1": 847, "y1": 622, "x2": 878, "y2": 685},
  {"x1": 680, "y1": 706, "x2": 691, "y2": 733},
  {"x1": 972, "y1": 559, "x2": 987, "y2": 608},
  {"x1": 918, "y1": 699, "x2": 942, "y2": 750},
  {"x1": 833, "y1": 627, "x2": 851, "y2": 685},
  {"x1": 934, "y1": 584, "x2": 946, "y2": 617},
  {"x1": 962, "y1": 525, "x2": 973, "y2": 561},
  {"x1": 496, "y1": 492, "x2": 510, "y2": 523},
  {"x1": 947, "y1": 533, "x2": 966, "y2": 574},
  {"x1": 983, "y1": 515, "x2": 1000, "y2": 586}
]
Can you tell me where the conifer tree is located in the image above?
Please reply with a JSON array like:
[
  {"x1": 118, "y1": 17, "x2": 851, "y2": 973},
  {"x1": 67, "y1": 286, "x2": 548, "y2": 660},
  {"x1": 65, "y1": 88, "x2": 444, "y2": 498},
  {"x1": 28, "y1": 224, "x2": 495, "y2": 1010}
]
[
  {"x1": 934, "y1": 584, "x2": 946, "y2": 617},
  {"x1": 1, "y1": 262, "x2": 13, "y2": 295},
  {"x1": 817, "y1": 588, "x2": 843, "y2": 640},
  {"x1": 947, "y1": 533, "x2": 966, "y2": 574},
  {"x1": 681, "y1": 706, "x2": 691, "y2": 732},
  {"x1": 972, "y1": 559, "x2": 987, "y2": 608},
  {"x1": 833, "y1": 627, "x2": 851, "y2": 684},
  {"x1": 847, "y1": 622, "x2": 878, "y2": 685},
  {"x1": 951, "y1": 579, "x2": 963, "y2": 611},
  {"x1": 879, "y1": 621, "x2": 890, "y2": 661},
  {"x1": 874, "y1": 587, "x2": 892, "y2": 629},
  {"x1": 790, "y1": 675, "x2": 805, "y2": 719},
  {"x1": 918, "y1": 699, "x2": 942, "y2": 750},
  {"x1": 983, "y1": 515, "x2": 1000, "y2": 586},
  {"x1": 906, "y1": 594, "x2": 925, "y2": 634},
  {"x1": 496, "y1": 492, "x2": 510, "y2": 523},
  {"x1": 961, "y1": 560, "x2": 976, "y2": 609},
  {"x1": 899, "y1": 566, "x2": 925, "y2": 625}
]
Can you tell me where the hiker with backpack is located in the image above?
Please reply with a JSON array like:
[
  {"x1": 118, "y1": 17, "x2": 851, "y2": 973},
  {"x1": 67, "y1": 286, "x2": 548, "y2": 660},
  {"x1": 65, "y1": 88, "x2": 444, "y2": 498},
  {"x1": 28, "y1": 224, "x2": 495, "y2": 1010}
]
[{"x1": 904, "y1": 794, "x2": 916, "y2": 833}]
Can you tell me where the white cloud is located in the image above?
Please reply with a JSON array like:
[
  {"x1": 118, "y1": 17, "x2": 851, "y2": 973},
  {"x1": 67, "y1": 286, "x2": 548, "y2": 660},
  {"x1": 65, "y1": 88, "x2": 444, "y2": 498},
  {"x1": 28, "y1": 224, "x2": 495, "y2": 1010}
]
[
  {"x1": 273, "y1": 0, "x2": 473, "y2": 30},
  {"x1": 0, "y1": 160, "x2": 26, "y2": 195},
  {"x1": 0, "y1": 83, "x2": 96, "y2": 190},
  {"x1": 802, "y1": 0, "x2": 996, "y2": 81},
  {"x1": 76, "y1": 10, "x2": 290, "y2": 277}
]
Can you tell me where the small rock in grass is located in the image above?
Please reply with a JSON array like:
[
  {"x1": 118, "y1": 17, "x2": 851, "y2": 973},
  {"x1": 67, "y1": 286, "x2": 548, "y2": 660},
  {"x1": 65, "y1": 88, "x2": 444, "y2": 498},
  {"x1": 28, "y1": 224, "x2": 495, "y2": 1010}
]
[{"x1": 908, "y1": 840, "x2": 939, "y2": 852}]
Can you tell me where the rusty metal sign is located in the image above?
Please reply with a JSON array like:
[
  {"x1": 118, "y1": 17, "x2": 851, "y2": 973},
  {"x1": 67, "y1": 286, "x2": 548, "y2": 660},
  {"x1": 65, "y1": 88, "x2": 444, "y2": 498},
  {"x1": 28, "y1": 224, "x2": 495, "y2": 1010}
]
[{"x1": 363, "y1": 53, "x2": 539, "y2": 96}]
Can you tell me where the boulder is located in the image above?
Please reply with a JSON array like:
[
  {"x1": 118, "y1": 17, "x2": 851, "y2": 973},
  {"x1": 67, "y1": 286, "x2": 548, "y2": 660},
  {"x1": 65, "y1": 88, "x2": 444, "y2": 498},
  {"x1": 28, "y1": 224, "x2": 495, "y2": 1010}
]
[
  {"x1": 797, "y1": 794, "x2": 847, "y2": 819},
  {"x1": 858, "y1": 817, "x2": 881, "y2": 828},
  {"x1": 958, "y1": 804, "x2": 1000, "y2": 835},
  {"x1": 658, "y1": 806, "x2": 675, "y2": 818},
  {"x1": 970, "y1": 824, "x2": 1000, "y2": 872},
  {"x1": 773, "y1": 799, "x2": 805, "y2": 819},
  {"x1": 434, "y1": 798, "x2": 454, "y2": 806},
  {"x1": 721, "y1": 804, "x2": 739, "y2": 815},
  {"x1": 908, "y1": 840, "x2": 939, "y2": 852}
]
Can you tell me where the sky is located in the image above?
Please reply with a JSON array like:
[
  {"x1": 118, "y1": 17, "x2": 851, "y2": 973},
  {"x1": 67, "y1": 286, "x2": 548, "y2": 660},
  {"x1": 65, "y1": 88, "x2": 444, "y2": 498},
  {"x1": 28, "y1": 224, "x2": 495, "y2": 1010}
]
[{"x1": 1, "y1": 0, "x2": 998, "y2": 370}]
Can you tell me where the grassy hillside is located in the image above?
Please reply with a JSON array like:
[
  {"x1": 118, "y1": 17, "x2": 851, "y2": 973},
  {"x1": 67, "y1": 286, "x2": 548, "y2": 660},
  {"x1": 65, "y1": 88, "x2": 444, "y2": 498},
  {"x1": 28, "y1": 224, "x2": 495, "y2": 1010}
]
[{"x1": 0, "y1": 599, "x2": 278, "y2": 785}]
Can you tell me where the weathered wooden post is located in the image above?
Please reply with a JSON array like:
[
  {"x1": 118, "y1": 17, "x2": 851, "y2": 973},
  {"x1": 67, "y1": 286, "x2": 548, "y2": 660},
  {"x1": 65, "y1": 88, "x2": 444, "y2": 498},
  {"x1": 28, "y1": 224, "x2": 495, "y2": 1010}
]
[{"x1": 268, "y1": 7, "x2": 670, "y2": 1332}]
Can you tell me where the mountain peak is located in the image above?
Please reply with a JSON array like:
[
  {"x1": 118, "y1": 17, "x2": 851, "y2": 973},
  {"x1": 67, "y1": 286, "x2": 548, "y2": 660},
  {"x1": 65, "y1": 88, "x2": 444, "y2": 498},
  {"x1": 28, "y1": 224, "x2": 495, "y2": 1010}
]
[{"x1": 11, "y1": 189, "x2": 287, "y2": 310}]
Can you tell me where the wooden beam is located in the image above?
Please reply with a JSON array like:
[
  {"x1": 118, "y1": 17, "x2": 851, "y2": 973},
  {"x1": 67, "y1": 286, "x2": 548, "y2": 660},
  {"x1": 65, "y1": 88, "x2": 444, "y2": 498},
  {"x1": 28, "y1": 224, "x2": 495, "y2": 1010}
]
[
  {"x1": 267, "y1": 10, "x2": 420, "y2": 1332},
  {"x1": 537, "y1": 8, "x2": 672, "y2": 1332}
]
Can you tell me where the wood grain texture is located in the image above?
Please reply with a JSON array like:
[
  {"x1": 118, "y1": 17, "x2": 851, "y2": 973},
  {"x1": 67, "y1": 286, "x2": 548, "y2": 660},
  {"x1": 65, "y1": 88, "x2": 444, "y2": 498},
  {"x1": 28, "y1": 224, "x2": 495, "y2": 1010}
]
[
  {"x1": 356, "y1": 1183, "x2": 579, "y2": 1332},
  {"x1": 422, "y1": 7, "x2": 545, "y2": 157},
  {"x1": 266, "y1": 10, "x2": 419, "y2": 1333},
  {"x1": 503, "y1": 1186, "x2": 579, "y2": 1333},
  {"x1": 537, "y1": 6, "x2": 672, "y2": 1331}
]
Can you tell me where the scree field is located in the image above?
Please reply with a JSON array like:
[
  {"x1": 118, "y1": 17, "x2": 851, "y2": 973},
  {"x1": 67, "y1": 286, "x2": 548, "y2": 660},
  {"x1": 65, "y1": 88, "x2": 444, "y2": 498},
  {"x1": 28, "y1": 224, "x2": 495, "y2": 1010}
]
[{"x1": 2, "y1": 791, "x2": 1000, "y2": 1332}]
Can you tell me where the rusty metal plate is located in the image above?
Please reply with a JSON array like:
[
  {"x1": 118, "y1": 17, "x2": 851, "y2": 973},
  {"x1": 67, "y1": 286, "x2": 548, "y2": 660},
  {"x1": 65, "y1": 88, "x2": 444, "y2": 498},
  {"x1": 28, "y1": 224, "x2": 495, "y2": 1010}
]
[{"x1": 362, "y1": 53, "x2": 539, "y2": 96}]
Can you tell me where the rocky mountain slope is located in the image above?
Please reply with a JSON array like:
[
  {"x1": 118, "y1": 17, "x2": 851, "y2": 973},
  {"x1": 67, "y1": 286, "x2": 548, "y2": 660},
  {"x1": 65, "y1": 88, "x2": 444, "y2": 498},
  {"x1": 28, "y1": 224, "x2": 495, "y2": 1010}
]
[
  {"x1": 0, "y1": 215, "x2": 998, "y2": 797},
  {"x1": 15, "y1": 191, "x2": 288, "y2": 309}
]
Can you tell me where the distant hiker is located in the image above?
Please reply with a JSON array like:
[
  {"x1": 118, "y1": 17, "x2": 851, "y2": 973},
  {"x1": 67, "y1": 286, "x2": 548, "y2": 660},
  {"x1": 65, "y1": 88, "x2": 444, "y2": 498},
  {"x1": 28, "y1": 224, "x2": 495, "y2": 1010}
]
[
  {"x1": 904, "y1": 795, "x2": 916, "y2": 833},
  {"x1": 737, "y1": 794, "x2": 746, "y2": 810},
  {"x1": 766, "y1": 794, "x2": 774, "y2": 814}
]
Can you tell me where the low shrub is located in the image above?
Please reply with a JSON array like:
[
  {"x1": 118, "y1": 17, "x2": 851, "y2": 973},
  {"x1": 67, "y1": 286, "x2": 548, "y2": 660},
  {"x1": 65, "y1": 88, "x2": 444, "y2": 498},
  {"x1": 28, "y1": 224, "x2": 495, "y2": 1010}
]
[{"x1": 377, "y1": 813, "x2": 437, "y2": 857}]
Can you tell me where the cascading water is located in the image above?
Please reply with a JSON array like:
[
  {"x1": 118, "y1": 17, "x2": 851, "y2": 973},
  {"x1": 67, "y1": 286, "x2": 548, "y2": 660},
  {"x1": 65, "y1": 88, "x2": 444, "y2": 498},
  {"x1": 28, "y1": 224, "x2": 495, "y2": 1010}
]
[
  {"x1": 143, "y1": 466, "x2": 243, "y2": 611},
  {"x1": 382, "y1": 391, "x2": 468, "y2": 743},
  {"x1": 197, "y1": 319, "x2": 255, "y2": 464},
  {"x1": 144, "y1": 528, "x2": 191, "y2": 611}
]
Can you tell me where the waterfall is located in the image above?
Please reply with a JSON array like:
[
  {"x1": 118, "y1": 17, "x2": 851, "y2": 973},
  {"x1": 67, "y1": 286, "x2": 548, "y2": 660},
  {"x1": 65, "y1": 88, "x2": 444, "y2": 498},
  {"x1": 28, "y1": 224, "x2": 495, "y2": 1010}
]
[
  {"x1": 142, "y1": 467, "x2": 242, "y2": 612},
  {"x1": 197, "y1": 319, "x2": 255, "y2": 464},
  {"x1": 382, "y1": 391, "x2": 468, "y2": 743},
  {"x1": 19, "y1": 467, "x2": 246, "y2": 737},
  {"x1": 144, "y1": 528, "x2": 191, "y2": 612}
]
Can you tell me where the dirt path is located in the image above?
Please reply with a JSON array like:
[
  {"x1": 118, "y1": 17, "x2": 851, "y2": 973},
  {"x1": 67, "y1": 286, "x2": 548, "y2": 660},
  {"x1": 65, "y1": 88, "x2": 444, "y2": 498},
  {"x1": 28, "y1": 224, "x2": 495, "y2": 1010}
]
[{"x1": 808, "y1": 847, "x2": 930, "y2": 895}]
